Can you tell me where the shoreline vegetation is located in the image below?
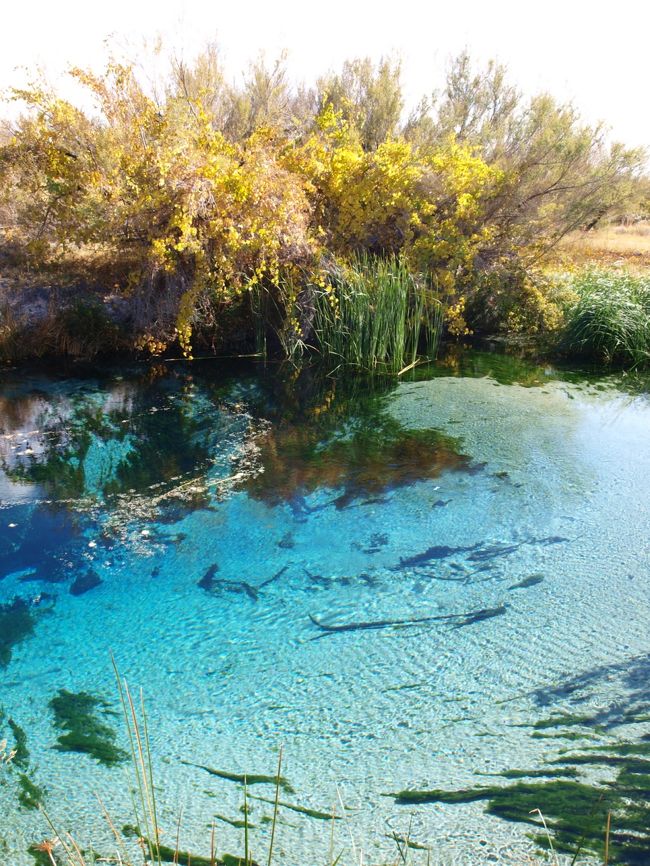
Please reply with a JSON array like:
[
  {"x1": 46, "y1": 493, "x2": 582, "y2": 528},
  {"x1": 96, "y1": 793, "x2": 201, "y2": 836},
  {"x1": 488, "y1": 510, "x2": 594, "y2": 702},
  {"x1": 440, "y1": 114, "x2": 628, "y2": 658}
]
[{"x1": 0, "y1": 46, "x2": 648, "y2": 369}]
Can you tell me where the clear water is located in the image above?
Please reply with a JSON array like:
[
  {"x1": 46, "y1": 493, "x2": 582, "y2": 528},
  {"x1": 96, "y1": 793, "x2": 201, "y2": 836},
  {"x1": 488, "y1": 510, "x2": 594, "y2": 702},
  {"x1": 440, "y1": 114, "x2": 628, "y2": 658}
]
[{"x1": 1, "y1": 351, "x2": 650, "y2": 865}]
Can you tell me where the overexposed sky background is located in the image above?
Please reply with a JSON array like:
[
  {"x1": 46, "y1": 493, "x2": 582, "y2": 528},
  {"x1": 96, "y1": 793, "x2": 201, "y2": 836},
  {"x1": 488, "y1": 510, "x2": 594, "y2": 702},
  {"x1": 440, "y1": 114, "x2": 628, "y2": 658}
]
[{"x1": 1, "y1": 0, "x2": 648, "y2": 148}]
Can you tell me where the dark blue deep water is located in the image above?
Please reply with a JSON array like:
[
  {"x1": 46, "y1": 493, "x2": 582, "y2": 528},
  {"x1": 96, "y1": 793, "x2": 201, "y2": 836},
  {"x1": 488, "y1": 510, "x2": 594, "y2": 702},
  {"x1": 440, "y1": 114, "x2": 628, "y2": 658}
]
[{"x1": 1, "y1": 352, "x2": 650, "y2": 865}]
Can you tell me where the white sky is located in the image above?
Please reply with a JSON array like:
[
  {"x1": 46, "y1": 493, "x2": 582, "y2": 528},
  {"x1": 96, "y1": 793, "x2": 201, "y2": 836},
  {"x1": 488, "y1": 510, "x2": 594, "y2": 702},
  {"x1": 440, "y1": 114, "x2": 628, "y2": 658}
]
[{"x1": 1, "y1": 0, "x2": 649, "y2": 148}]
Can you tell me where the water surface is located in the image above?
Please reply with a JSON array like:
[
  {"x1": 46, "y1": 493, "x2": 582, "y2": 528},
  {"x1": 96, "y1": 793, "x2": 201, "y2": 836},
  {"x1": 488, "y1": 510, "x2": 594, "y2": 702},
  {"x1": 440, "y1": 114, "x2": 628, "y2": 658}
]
[{"x1": 1, "y1": 352, "x2": 650, "y2": 865}]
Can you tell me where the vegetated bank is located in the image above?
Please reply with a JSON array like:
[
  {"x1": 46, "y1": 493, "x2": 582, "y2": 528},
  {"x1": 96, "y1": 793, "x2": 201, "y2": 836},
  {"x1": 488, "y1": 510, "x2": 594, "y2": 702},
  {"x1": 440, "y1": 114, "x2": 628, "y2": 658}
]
[{"x1": 0, "y1": 47, "x2": 648, "y2": 368}]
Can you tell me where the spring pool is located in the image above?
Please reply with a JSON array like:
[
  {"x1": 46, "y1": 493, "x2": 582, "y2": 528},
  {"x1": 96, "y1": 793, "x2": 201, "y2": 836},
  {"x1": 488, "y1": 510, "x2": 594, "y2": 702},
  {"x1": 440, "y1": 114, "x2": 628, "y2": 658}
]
[{"x1": 1, "y1": 351, "x2": 650, "y2": 865}]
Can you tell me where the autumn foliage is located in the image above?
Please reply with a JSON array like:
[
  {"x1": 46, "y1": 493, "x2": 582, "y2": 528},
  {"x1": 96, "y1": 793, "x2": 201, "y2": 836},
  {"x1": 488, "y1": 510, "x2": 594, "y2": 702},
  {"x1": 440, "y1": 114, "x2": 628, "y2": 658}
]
[{"x1": 0, "y1": 48, "x2": 645, "y2": 358}]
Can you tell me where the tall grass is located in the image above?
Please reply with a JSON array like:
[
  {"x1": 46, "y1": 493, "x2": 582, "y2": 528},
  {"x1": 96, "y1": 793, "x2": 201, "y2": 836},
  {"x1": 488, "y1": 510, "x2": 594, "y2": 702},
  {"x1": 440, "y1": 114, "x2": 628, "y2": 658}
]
[
  {"x1": 560, "y1": 269, "x2": 650, "y2": 366},
  {"x1": 310, "y1": 256, "x2": 443, "y2": 375}
]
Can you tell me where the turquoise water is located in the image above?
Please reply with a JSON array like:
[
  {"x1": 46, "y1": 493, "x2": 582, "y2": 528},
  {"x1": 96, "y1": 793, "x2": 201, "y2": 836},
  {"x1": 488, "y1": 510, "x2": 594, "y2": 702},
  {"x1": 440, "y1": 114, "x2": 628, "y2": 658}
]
[{"x1": 1, "y1": 352, "x2": 650, "y2": 865}]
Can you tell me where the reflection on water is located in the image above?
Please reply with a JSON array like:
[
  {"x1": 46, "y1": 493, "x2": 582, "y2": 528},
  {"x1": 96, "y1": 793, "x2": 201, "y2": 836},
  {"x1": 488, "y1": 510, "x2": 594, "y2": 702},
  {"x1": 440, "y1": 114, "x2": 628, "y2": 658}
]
[{"x1": 1, "y1": 351, "x2": 650, "y2": 865}]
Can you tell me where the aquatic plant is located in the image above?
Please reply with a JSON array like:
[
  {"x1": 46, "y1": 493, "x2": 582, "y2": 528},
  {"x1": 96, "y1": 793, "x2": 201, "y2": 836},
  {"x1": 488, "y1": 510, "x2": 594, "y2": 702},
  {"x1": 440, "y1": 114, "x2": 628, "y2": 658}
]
[
  {"x1": 184, "y1": 761, "x2": 295, "y2": 794},
  {"x1": 391, "y1": 731, "x2": 650, "y2": 865},
  {"x1": 8, "y1": 718, "x2": 30, "y2": 768},
  {"x1": 49, "y1": 689, "x2": 127, "y2": 767},
  {"x1": 17, "y1": 773, "x2": 45, "y2": 811}
]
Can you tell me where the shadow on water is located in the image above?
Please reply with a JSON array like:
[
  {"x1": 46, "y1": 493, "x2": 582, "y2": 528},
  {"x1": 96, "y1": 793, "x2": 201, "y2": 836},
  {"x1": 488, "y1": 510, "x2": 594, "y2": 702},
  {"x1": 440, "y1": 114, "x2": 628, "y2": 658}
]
[{"x1": 239, "y1": 367, "x2": 471, "y2": 508}]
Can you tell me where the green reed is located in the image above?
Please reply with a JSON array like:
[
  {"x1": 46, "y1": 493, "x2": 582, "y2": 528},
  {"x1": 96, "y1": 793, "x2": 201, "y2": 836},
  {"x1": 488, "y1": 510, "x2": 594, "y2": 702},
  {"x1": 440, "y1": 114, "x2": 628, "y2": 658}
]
[
  {"x1": 310, "y1": 255, "x2": 443, "y2": 374},
  {"x1": 560, "y1": 269, "x2": 650, "y2": 366}
]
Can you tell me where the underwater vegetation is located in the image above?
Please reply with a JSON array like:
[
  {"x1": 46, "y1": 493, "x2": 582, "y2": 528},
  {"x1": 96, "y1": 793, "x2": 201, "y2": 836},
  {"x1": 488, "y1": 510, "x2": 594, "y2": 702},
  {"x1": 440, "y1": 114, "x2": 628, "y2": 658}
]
[
  {"x1": 0, "y1": 711, "x2": 47, "y2": 813},
  {"x1": 8, "y1": 718, "x2": 29, "y2": 768},
  {"x1": 121, "y1": 826, "x2": 256, "y2": 866},
  {"x1": 184, "y1": 761, "x2": 295, "y2": 794},
  {"x1": 247, "y1": 793, "x2": 340, "y2": 821},
  {"x1": 390, "y1": 683, "x2": 650, "y2": 866},
  {"x1": 17, "y1": 774, "x2": 45, "y2": 811},
  {"x1": 0, "y1": 598, "x2": 35, "y2": 669},
  {"x1": 49, "y1": 689, "x2": 127, "y2": 767}
]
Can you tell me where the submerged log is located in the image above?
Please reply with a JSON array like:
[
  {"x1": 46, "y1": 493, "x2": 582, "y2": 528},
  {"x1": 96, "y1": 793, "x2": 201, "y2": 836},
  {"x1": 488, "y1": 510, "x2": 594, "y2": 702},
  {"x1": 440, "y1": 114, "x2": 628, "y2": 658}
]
[
  {"x1": 508, "y1": 574, "x2": 544, "y2": 591},
  {"x1": 197, "y1": 564, "x2": 258, "y2": 601},
  {"x1": 393, "y1": 544, "x2": 477, "y2": 569},
  {"x1": 309, "y1": 604, "x2": 508, "y2": 637}
]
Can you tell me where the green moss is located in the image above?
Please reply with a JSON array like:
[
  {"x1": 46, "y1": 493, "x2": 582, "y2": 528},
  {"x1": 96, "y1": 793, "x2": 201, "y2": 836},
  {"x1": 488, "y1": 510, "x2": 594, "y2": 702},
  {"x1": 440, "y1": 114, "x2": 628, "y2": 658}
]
[
  {"x1": 49, "y1": 689, "x2": 127, "y2": 767},
  {"x1": 8, "y1": 718, "x2": 29, "y2": 768},
  {"x1": 17, "y1": 774, "x2": 45, "y2": 810}
]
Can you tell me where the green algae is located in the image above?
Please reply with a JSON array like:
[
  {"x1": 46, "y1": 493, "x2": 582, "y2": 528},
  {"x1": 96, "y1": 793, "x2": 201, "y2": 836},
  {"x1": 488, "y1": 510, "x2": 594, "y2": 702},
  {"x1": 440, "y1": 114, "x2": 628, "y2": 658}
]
[
  {"x1": 391, "y1": 781, "x2": 612, "y2": 851},
  {"x1": 49, "y1": 689, "x2": 127, "y2": 767},
  {"x1": 391, "y1": 738, "x2": 650, "y2": 865},
  {"x1": 122, "y1": 832, "x2": 256, "y2": 866},
  {"x1": 248, "y1": 793, "x2": 339, "y2": 820},
  {"x1": 155, "y1": 844, "x2": 216, "y2": 866},
  {"x1": 213, "y1": 813, "x2": 256, "y2": 829},
  {"x1": 0, "y1": 599, "x2": 35, "y2": 669},
  {"x1": 184, "y1": 761, "x2": 295, "y2": 793},
  {"x1": 554, "y1": 753, "x2": 650, "y2": 771},
  {"x1": 507, "y1": 574, "x2": 544, "y2": 591},
  {"x1": 533, "y1": 712, "x2": 596, "y2": 729},
  {"x1": 532, "y1": 730, "x2": 598, "y2": 741},
  {"x1": 386, "y1": 833, "x2": 430, "y2": 851},
  {"x1": 17, "y1": 774, "x2": 45, "y2": 810},
  {"x1": 483, "y1": 767, "x2": 579, "y2": 780},
  {"x1": 8, "y1": 718, "x2": 29, "y2": 768},
  {"x1": 590, "y1": 741, "x2": 650, "y2": 757},
  {"x1": 27, "y1": 844, "x2": 52, "y2": 866}
]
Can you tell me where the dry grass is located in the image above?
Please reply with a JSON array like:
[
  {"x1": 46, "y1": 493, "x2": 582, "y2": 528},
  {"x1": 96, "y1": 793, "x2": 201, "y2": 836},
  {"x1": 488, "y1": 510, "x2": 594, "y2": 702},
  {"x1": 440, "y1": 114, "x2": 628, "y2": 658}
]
[{"x1": 556, "y1": 221, "x2": 650, "y2": 271}]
